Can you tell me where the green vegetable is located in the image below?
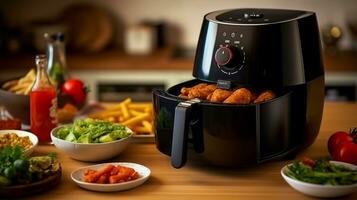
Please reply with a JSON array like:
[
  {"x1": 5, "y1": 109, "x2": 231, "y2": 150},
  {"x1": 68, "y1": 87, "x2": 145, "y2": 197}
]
[
  {"x1": 0, "y1": 175, "x2": 11, "y2": 186},
  {"x1": 56, "y1": 118, "x2": 132, "y2": 143},
  {"x1": 4, "y1": 167, "x2": 16, "y2": 179},
  {"x1": 99, "y1": 134, "x2": 114, "y2": 143},
  {"x1": 110, "y1": 129, "x2": 130, "y2": 140},
  {"x1": 78, "y1": 134, "x2": 91, "y2": 143},
  {"x1": 0, "y1": 146, "x2": 30, "y2": 185},
  {"x1": 13, "y1": 159, "x2": 29, "y2": 171},
  {"x1": 285, "y1": 158, "x2": 357, "y2": 185},
  {"x1": 29, "y1": 155, "x2": 60, "y2": 180},
  {"x1": 48, "y1": 152, "x2": 57, "y2": 160},
  {"x1": 65, "y1": 132, "x2": 77, "y2": 142},
  {"x1": 0, "y1": 146, "x2": 60, "y2": 186},
  {"x1": 56, "y1": 126, "x2": 71, "y2": 140}
]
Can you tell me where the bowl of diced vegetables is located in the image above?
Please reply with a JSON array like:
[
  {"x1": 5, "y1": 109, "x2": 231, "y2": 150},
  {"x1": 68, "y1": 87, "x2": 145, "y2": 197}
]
[
  {"x1": 281, "y1": 157, "x2": 357, "y2": 198},
  {"x1": 51, "y1": 118, "x2": 133, "y2": 162}
]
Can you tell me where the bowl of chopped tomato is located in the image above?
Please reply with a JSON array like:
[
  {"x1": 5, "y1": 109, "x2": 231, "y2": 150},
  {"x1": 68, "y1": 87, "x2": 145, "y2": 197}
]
[{"x1": 70, "y1": 162, "x2": 150, "y2": 192}]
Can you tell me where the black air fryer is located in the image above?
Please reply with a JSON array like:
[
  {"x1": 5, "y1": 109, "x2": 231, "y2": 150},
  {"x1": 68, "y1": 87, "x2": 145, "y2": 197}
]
[{"x1": 153, "y1": 8, "x2": 324, "y2": 168}]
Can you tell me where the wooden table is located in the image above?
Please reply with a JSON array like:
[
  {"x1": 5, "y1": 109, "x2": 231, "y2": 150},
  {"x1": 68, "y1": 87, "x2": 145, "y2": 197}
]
[{"x1": 31, "y1": 102, "x2": 357, "y2": 200}]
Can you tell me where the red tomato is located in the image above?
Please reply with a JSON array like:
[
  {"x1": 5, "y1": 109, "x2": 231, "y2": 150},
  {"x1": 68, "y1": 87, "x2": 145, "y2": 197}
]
[
  {"x1": 327, "y1": 129, "x2": 357, "y2": 165},
  {"x1": 62, "y1": 79, "x2": 87, "y2": 105},
  {"x1": 338, "y1": 142, "x2": 357, "y2": 165},
  {"x1": 327, "y1": 131, "x2": 352, "y2": 159}
]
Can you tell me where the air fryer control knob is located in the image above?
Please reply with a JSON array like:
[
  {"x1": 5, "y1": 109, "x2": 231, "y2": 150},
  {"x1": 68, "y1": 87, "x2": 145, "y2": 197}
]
[{"x1": 214, "y1": 46, "x2": 243, "y2": 69}]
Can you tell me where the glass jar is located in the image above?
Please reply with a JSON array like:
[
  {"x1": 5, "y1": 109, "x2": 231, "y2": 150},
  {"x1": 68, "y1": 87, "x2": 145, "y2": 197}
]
[{"x1": 30, "y1": 55, "x2": 58, "y2": 143}]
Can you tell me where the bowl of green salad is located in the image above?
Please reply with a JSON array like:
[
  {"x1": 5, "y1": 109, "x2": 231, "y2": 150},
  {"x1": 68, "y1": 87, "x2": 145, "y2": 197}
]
[
  {"x1": 51, "y1": 118, "x2": 133, "y2": 162},
  {"x1": 281, "y1": 157, "x2": 357, "y2": 198}
]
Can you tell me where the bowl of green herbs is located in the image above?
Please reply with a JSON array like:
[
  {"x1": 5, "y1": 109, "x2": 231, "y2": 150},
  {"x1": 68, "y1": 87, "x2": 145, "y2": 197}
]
[
  {"x1": 281, "y1": 157, "x2": 357, "y2": 198},
  {"x1": 51, "y1": 118, "x2": 133, "y2": 162}
]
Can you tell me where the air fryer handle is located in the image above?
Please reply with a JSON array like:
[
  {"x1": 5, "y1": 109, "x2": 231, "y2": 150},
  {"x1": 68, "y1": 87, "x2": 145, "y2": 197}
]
[{"x1": 171, "y1": 99, "x2": 200, "y2": 168}]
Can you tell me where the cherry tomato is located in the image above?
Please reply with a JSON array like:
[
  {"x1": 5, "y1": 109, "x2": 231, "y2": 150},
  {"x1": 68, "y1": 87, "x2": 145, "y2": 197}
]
[
  {"x1": 302, "y1": 156, "x2": 315, "y2": 167},
  {"x1": 328, "y1": 128, "x2": 357, "y2": 165},
  {"x1": 62, "y1": 79, "x2": 87, "y2": 105}
]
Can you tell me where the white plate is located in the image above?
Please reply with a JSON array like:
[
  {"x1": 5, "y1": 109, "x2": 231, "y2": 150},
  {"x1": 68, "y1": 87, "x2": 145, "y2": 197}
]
[
  {"x1": 281, "y1": 161, "x2": 357, "y2": 198},
  {"x1": 0, "y1": 129, "x2": 38, "y2": 156},
  {"x1": 71, "y1": 162, "x2": 151, "y2": 192}
]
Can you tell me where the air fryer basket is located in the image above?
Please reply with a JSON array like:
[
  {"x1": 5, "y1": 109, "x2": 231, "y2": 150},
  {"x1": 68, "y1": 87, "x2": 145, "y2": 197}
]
[{"x1": 153, "y1": 79, "x2": 318, "y2": 167}]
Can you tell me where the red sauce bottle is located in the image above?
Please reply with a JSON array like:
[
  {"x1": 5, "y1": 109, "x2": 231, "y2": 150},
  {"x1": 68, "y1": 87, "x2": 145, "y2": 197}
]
[{"x1": 30, "y1": 55, "x2": 58, "y2": 143}]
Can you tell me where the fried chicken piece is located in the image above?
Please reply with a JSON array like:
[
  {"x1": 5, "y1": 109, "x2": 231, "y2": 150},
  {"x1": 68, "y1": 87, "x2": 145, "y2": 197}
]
[
  {"x1": 180, "y1": 83, "x2": 206, "y2": 98},
  {"x1": 223, "y1": 88, "x2": 253, "y2": 104},
  {"x1": 181, "y1": 83, "x2": 206, "y2": 95},
  {"x1": 187, "y1": 84, "x2": 217, "y2": 99},
  {"x1": 208, "y1": 89, "x2": 233, "y2": 103},
  {"x1": 254, "y1": 90, "x2": 276, "y2": 103},
  {"x1": 180, "y1": 86, "x2": 193, "y2": 96},
  {"x1": 206, "y1": 93, "x2": 213, "y2": 101}
]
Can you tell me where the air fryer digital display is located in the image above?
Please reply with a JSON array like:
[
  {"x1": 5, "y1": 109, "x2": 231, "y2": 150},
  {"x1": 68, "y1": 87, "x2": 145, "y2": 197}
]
[{"x1": 216, "y1": 9, "x2": 307, "y2": 24}]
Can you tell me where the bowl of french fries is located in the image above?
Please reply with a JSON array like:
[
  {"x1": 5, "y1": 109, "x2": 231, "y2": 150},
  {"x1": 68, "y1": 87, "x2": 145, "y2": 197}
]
[
  {"x1": 0, "y1": 70, "x2": 36, "y2": 124},
  {"x1": 88, "y1": 98, "x2": 154, "y2": 136}
]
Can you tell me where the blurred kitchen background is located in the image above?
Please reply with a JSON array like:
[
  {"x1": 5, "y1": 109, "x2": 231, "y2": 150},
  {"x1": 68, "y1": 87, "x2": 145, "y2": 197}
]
[{"x1": 0, "y1": 0, "x2": 356, "y2": 102}]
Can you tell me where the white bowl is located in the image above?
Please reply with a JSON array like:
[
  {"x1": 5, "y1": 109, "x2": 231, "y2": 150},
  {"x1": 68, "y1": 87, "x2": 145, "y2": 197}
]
[
  {"x1": 0, "y1": 129, "x2": 38, "y2": 156},
  {"x1": 281, "y1": 161, "x2": 357, "y2": 198},
  {"x1": 71, "y1": 162, "x2": 150, "y2": 192},
  {"x1": 51, "y1": 125, "x2": 133, "y2": 162}
]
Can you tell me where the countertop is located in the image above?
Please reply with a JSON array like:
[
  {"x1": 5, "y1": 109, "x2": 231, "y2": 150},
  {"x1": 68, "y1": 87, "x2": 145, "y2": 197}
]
[{"x1": 25, "y1": 102, "x2": 357, "y2": 199}]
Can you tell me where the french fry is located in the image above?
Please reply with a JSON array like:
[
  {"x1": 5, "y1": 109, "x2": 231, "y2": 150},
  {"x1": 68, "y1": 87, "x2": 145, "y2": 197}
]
[
  {"x1": 8, "y1": 83, "x2": 29, "y2": 92},
  {"x1": 1, "y1": 69, "x2": 36, "y2": 95},
  {"x1": 2, "y1": 79, "x2": 18, "y2": 89},
  {"x1": 122, "y1": 113, "x2": 150, "y2": 126},
  {"x1": 107, "y1": 98, "x2": 132, "y2": 111},
  {"x1": 128, "y1": 103, "x2": 151, "y2": 110},
  {"x1": 18, "y1": 69, "x2": 35, "y2": 84},
  {"x1": 118, "y1": 116, "x2": 124, "y2": 122},
  {"x1": 15, "y1": 88, "x2": 28, "y2": 94},
  {"x1": 91, "y1": 110, "x2": 122, "y2": 118},
  {"x1": 144, "y1": 107, "x2": 152, "y2": 113},
  {"x1": 129, "y1": 110, "x2": 145, "y2": 117},
  {"x1": 119, "y1": 103, "x2": 130, "y2": 120},
  {"x1": 132, "y1": 126, "x2": 151, "y2": 134},
  {"x1": 24, "y1": 82, "x2": 34, "y2": 95},
  {"x1": 142, "y1": 120, "x2": 153, "y2": 133}
]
